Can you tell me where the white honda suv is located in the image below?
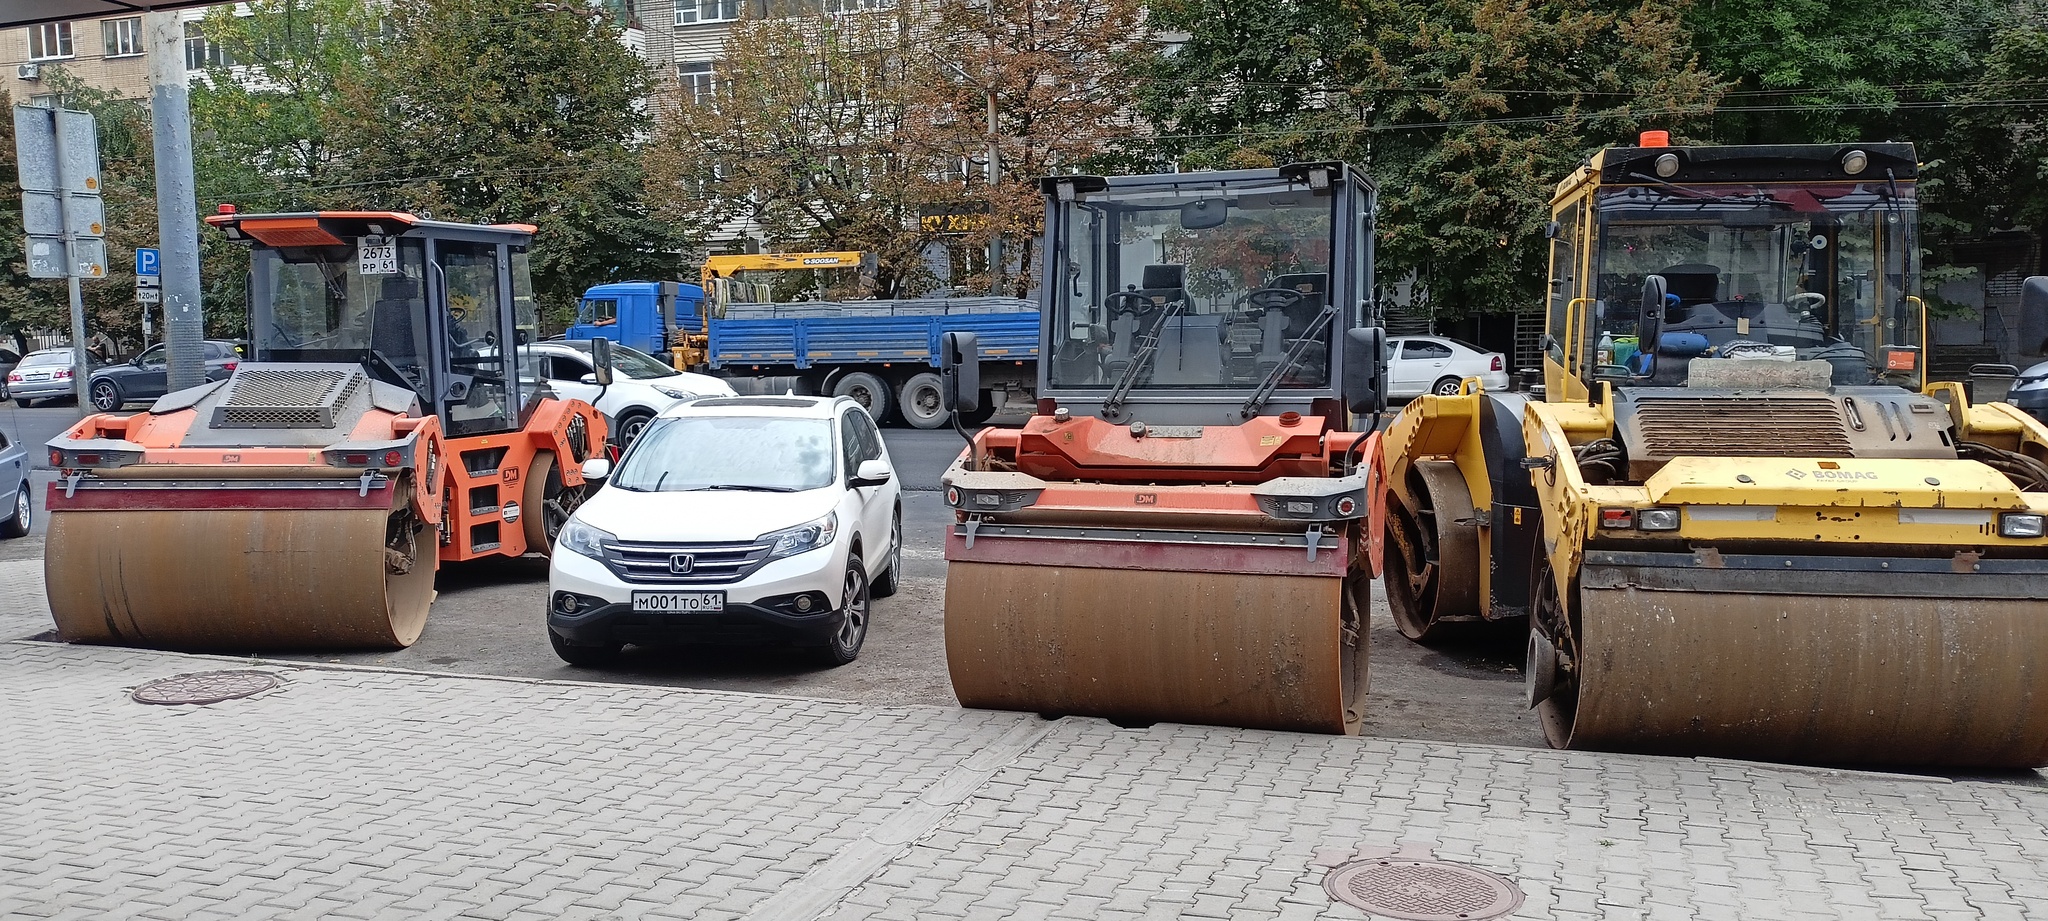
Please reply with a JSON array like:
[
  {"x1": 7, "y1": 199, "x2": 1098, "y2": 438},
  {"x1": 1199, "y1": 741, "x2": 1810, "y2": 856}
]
[{"x1": 546, "y1": 395, "x2": 902, "y2": 667}]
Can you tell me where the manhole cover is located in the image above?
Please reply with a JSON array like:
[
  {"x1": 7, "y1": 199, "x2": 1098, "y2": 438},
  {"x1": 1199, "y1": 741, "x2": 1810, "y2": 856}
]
[
  {"x1": 131, "y1": 671, "x2": 282, "y2": 706},
  {"x1": 1323, "y1": 858, "x2": 1524, "y2": 921}
]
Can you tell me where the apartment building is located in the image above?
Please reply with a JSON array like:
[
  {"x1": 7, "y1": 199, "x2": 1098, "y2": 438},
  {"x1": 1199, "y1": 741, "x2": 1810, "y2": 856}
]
[{"x1": 3, "y1": 8, "x2": 224, "y2": 103}]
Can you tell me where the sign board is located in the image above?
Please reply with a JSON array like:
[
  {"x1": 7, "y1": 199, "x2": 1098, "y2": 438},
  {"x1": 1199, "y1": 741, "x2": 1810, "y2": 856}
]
[
  {"x1": 358, "y1": 236, "x2": 397, "y2": 274},
  {"x1": 919, "y1": 201, "x2": 992, "y2": 235},
  {"x1": 13, "y1": 103, "x2": 104, "y2": 280},
  {"x1": 136, "y1": 286, "x2": 161, "y2": 304},
  {"x1": 136, "y1": 247, "x2": 159, "y2": 276}
]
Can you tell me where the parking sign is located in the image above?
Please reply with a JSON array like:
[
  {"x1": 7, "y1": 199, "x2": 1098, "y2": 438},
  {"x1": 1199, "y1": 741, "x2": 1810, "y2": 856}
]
[{"x1": 137, "y1": 247, "x2": 159, "y2": 276}]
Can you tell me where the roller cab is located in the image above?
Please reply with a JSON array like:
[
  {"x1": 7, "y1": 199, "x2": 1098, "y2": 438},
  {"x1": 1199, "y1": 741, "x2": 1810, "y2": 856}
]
[
  {"x1": 46, "y1": 211, "x2": 606, "y2": 652},
  {"x1": 1382, "y1": 138, "x2": 2048, "y2": 767},
  {"x1": 942, "y1": 163, "x2": 1392, "y2": 734}
]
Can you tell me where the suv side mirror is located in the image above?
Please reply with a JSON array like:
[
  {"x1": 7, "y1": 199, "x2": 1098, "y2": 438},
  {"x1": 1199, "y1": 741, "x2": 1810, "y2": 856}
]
[
  {"x1": 590, "y1": 337, "x2": 616, "y2": 387},
  {"x1": 1342, "y1": 327, "x2": 1387, "y2": 414},
  {"x1": 580, "y1": 457, "x2": 612, "y2": 480},
  {"x1": 851, "y1": 458, "x2": 892, "y2": 488},
  {"x1": 940, "y1": 331, "x2": 980, "y2": 416}
]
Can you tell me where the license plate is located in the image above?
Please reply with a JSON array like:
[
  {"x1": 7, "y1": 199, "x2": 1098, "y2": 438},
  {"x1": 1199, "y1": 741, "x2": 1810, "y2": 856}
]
[{"x1": 632, "y1": 591, "x2": 725, "y2": 613}]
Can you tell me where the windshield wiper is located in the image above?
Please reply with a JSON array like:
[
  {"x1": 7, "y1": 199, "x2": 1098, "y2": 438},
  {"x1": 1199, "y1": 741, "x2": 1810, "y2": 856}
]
[
  {"x1": 697, "y1": 484, "x2": 799, "y2": 493},
  {"x1": 1104, "y1": 302, "x2": 1181, "y2": 415},
  {"x1": 1625, "y1": 171, "x2": 1793, "y2": 209},
  {"x1": 1242, "y1": 304, "x2": 1336, "y2": 418}
]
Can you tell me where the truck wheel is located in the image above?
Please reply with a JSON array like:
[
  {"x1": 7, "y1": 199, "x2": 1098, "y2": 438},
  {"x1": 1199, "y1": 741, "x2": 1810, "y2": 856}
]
[
  {"x1": 833, "y1": 372, "x2": 893, "y2": 423},
  {"x1": 898, "y1": 372, "x2": 949, "y2": 429}
]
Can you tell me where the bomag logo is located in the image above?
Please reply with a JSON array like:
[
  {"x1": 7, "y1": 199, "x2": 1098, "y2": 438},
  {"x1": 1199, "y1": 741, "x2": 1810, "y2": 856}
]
[{"x1": 1792, "y1": 468, "x2": 1878, "y2": 481}]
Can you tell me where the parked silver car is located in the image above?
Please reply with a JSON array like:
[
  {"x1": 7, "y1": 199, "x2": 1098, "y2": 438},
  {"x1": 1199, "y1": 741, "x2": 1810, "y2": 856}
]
[
  {"x1": 6, "y1": 348, "x2": 91, "y2": 407},
  {"x1": 0, "y1": 425, "x2": 28, "y2": 539}
]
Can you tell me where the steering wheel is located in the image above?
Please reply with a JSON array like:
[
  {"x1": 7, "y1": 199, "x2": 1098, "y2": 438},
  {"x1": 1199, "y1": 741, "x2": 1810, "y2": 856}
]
[
  {"x1": 449, "y1": 305, "x2": 468, "y2": 322},
  {"x1": 1787, "y1": 292, "x2": 1826, "y2": 321},
  {"x1": 1231, "y1": 287, "x2": 1306, "y2": 317},
  {"x1": 1103, "y1": 290, "x2": 1154, "y2": 317}
]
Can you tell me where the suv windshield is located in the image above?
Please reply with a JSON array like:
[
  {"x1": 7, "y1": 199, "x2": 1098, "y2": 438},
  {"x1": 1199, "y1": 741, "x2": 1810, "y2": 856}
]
[
  {"x1": 1592, "y1": 181, "x2": 1921, "y2": 388},
  {"x1": 1047, "y1": 177, "x2": 1337, "y2": 392},
  {"x1": 613, "y1": 416, "x2": 834, "y2": 492}
]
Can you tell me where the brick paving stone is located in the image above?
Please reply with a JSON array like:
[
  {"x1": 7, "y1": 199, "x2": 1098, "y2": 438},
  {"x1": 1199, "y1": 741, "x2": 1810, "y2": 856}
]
[{"x1": 7, "y1": 639, "x2": 2048, "y2": 920}]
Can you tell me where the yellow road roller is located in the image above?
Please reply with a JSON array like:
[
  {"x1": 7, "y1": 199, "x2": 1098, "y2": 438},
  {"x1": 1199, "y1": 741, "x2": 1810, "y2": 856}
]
[
  {"x1": 1381, "y1": 136, "x2": 2048, "y2": 768},
  {"x1": 44, "y1": 210, "x2": 608, "y2": 651},
  {"x1": 938, "y1": 163, "x2": 1392, "y2": 734}
]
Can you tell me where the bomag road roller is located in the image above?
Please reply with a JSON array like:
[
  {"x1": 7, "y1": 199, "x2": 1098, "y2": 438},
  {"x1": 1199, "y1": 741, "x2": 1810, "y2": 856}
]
[
  {"x1": 939, "y1": 162, "x2": 1393, "y2": 734},
  {"x1": 45, "y1": 210, "x2": 608, "y2": 651},
  {"x1": 1380, "y1": 135, "x2": 2048, "y2": 767}
]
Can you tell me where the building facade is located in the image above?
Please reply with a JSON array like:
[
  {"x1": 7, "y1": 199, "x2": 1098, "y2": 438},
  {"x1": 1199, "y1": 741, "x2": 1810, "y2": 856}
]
[{"x1": 3, "y1": 8, "x2": 221, "y2": 103}]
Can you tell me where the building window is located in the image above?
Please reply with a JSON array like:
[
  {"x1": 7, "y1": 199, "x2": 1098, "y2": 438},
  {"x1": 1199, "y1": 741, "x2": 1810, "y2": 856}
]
[
  {"x1": 823, "y1": 0, "x2": 895, "y2": 12},
  {"x1": 183, "y1": 21, "x2": 237, "y2": 69},
  {"x1": 103, "y1": 17, "x2": 144, "y2": 58},
  {"x1": 679, "y1": 62, "x2": 716, "y2": 104},
  {"x1": 27, "y1": 23, "x2": 74, "y2": 61},
  {"x1": 28, "y1": 93, "x2": 70, "y2": 109},
  {"x1": 676, "y1": 0, "x2": 741, "y2": 26}
]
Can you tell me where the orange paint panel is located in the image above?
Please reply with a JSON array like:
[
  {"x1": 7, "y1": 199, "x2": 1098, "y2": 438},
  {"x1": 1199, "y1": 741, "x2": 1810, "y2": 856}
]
[{"x1": 235, "y1": 217, "x2": 345, "y2": 248}]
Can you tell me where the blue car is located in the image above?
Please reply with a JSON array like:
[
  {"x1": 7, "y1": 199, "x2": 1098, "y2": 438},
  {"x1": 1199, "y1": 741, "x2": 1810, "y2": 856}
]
[{"x1": 0, "y1": 425, "x2": 28, "y2": 539}]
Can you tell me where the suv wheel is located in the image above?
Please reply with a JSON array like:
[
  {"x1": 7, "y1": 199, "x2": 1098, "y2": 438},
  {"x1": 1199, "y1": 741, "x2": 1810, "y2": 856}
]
[
  {"x1": 90, "y1": 380, "x2": 122, "y2": 412},
  {"x1": 870, "y1": 514, "x2": 901, "y2": 598},
  {"x1": 812, "y1": 556, "x2": 869, "y2": 666}
]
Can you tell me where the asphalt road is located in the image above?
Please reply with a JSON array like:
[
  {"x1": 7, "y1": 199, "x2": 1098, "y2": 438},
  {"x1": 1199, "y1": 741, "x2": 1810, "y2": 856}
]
[{"x1": 0, "y1": 401, "x2": 1539, "y2": 749}]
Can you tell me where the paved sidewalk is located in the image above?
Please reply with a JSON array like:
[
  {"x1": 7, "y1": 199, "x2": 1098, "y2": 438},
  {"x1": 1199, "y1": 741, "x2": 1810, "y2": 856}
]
[
  {"x1": 0, "y1": 558, "x2": 53, "y2": 641},
  {"x1": 3, "y1": 640, "x2": 2046, "y2": 921}
]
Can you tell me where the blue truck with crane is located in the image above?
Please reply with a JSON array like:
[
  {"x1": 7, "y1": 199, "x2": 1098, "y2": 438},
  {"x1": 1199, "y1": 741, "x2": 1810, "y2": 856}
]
[{"x1": 563, "y1": 274, "x2": 1038, "y2": 428}]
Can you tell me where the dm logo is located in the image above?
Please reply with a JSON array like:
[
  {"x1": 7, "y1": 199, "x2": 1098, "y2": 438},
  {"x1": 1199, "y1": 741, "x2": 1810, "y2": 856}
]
[{"x1": 1134, "y1": 493, "x2": 1158, "y2": 506}]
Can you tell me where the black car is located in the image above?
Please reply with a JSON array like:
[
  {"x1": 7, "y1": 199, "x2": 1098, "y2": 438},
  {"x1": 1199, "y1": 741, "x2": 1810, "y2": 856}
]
[{"x1": 87, "y1": 340, "x2": 244, "y2": 412}]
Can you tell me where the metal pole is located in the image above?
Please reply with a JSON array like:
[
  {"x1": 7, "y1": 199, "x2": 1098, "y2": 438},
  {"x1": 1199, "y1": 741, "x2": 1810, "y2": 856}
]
[
  {"x1": 986, "y1": 89, "x2": 1000, "y2": 297},
  {"x1": 146, "y1": 11, "x2": 205, "y2": 391},
  {"x1": 984, "y1": 1, "x2": 1000, "y2": 297},
  {"x1": 66, "y1": 275, "x2": 88, "y2": 408}
]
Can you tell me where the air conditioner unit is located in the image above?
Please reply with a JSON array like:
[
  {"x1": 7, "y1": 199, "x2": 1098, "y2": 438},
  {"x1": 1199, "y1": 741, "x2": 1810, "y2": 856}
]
[{"x1": 17, "y1": 63, "x2": 41, "y2": 81}]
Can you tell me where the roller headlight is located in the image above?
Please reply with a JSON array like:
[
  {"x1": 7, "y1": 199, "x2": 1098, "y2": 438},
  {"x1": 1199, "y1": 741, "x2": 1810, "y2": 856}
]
[
  {"x1": 1999, "y1": 513, "x2": 2045, "y2": 539},
  {"x1": 559, "y1": 519, "x2": 615, "y2": 558},
  {"x1": 1637, "y1": 507, "x2": 1681, "y2": 531},
  {"x1": 762, "y1": 512, "x2": 838, "y2": 560}
]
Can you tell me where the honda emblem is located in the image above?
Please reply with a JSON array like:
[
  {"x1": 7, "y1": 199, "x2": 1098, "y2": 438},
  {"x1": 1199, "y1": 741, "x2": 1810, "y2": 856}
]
[{"x1": 669, "y1": 554, "x2": 695, "y2": 574}]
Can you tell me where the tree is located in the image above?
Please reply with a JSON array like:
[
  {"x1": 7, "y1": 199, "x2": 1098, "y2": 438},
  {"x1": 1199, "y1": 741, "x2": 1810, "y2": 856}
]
[
  {"x1": 1142, "y1": 0, "x2": 1723, "y2": 318},
  {"x1": 328, "y1": 0, "x2": 677, "y2": 320},
  {"x1": 644, "y1": 10, "x2": 939, "y2": 296},
  {"x1": 0, "y1": 76, "x2": 168, "y2": 353},
  {"x1": 907, "y1": 0, "x2": 1149, "y2": 296}
]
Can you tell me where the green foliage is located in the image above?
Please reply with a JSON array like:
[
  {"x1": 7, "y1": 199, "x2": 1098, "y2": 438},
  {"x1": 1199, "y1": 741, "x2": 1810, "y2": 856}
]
[
  {"x1": 0, "y1": 74, "x2": 167, "y2": 352},
  {"x1": 1143, "y1": 0, "x2": 1722, "y2": 318},
  {"x1": 324, "y1": 0, "x2": 678, "y2": 317}
]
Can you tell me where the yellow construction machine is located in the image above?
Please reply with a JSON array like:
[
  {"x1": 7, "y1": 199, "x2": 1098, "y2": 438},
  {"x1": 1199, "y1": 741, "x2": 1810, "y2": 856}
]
[
  {"x1": 672, "y1": 251, "x2": 874, "y2": 367},
  {"x1": 1380, "y1": 136, "x2": 2048, "y2": 767},
  {"x1": 939, "y1": 163, "x2": 1391, "y2": 734}
]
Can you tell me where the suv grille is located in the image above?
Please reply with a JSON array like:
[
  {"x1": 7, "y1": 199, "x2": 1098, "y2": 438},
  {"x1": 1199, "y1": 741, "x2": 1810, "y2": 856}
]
[{"x1": 600, "y1": 539, "x2": 775, "y2": 585}]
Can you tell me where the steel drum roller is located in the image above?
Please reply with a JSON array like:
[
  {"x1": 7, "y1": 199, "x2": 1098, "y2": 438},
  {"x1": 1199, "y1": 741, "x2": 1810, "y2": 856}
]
[
  {"x1": 945, "y1": 561, "x2": 1369, "y2": 734},
  {"x1": 1553, "y1": 584, "x2": 2048, "y2": 767},
  {"x1": 46, "y1": 475, "x2": 435, "y2": 651}
]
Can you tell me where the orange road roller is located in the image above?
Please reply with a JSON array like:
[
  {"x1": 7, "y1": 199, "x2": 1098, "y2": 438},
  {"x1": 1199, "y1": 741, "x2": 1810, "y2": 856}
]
[{"x1": 45, "y1": 210, "x2": 608, "y2": 651}]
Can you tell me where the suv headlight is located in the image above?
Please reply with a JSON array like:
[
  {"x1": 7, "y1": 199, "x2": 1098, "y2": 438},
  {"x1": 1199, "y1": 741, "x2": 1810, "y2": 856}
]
[
  {"x1": 762, "y1": 512, "x2": 838, "y2": 560},
  {"x1": 652, "y1": 384, "x2": 701, "y2": 400},
  {"x1": 559, "y1": 519, "x2": 615, "y2": 558}
]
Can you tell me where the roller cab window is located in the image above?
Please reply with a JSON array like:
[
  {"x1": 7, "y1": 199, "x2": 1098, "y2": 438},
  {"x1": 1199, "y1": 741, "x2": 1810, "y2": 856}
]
[
  {"x1": 255, "y1": 240, "x2": 435, "y2": 403},
  {"x1": 1046, "y1": 176, "x2": 1340, "y2": 393},
  {"x1": 1591, "y1": 181, "x2": 1922, "y2": 389}
]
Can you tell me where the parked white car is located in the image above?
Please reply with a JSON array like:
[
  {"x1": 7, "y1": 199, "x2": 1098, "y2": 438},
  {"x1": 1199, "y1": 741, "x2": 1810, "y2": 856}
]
[
  {"x1": 1386, "y1": 336, "x2": 1510, "y2": 397},
  {"x1": 546, "y1": 395, "x2": 902, "y2": 668},
  {"x1": 527, "y1": 340, "x2": 736, "y2": 445}
]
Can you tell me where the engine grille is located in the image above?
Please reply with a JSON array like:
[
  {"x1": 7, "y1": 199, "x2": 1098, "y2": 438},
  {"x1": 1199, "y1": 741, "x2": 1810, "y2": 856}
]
[
  {"x1": 601, "y1": 539, "x2": 775, "y2": 586},
  {"x1": 1629, "y1": 395, "x2": 1854, "y2": 457},
  {"x1": 215, "y1": 368, "x2": 363, "y2": 428}
]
